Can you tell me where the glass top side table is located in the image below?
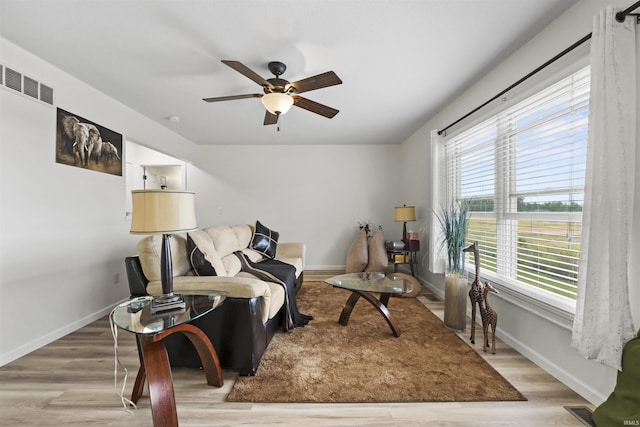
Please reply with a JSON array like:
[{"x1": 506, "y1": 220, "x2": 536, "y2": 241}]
[
  {"x1": 112, "y1": 293, "x2": 226, "y2": 335},
  {"x1": 111, "y1": 292, "x2": 226, "y2": 427}
]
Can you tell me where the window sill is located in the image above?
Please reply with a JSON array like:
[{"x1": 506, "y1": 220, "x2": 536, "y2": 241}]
[{"x1": 479, "y1": 271, "x2": 576, "y2": 331}]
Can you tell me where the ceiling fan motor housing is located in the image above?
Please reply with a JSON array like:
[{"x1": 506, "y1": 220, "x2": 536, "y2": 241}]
[
  {"x1": 268, "y1": 61, "x2": 287, "y2": 77},
  {"x1": 265, "y1": 78, "x2": 291, "y2": 94},
  {"x1": 266, "y1": 62, "x2": 292, "y2": 94}
]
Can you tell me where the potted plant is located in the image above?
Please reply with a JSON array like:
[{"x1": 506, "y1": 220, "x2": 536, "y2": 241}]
[{"x1": 436, "y1": 200, "x2": 470, "y2": 331}]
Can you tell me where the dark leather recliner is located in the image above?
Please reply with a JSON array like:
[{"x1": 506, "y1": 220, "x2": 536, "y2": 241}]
[{"x1": 125, "y1": 255, "x2": 286, "y2": 376}]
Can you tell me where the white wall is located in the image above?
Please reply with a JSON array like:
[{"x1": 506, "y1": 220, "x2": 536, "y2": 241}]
[
  {"x1": 0, "y1": 38, "x2": 200, "y2": 365},
  {"x1": 400, "y1": 0, "x2": 639, "y2": 405},
  {"x1": 0, "y1": 36, "x2": 405, "y2": 364},
  {"x1": 125, "y1": 142, "x2": 188, "y2": 215},
  {"x1": 187, "y1": 144, "x2": 403, "y2": 268}
]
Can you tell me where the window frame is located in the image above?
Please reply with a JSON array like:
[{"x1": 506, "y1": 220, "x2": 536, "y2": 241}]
[{"x1": 437, "y1": 59, "x2": 591, "y2": 328}]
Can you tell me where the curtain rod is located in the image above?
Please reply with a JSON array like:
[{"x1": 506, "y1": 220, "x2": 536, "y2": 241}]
[
  {"x1": 616, "y1": 0, "x2": 640, "y2": 22},
  {"x1": 437, "y1": 34, "x2": 590, "y2": 136},
  {"x1": 437, "y1": 0, "x2": 640, "y2": 136}
]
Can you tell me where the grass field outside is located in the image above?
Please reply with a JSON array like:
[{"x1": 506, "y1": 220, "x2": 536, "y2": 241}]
[{"x1": 467, "y1": 218, "x2": 581, "y2": 300}]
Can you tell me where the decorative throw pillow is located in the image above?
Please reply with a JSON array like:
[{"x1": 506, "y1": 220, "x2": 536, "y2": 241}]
[
  {"x1": 365, "y1": 229, "x2": 388, "y2": 272},
  {"x1": 250, "y1": 220, "x2": 279, "y2": 259},
  {"x1": 345, "y1": 228, "x2": 368, "y2": 273},
  {"x1": 187, "y1": 230, "x2": 220, "y2": 276}
]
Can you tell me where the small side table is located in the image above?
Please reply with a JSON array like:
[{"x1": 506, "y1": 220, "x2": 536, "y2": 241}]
[
  {"x1": 387, "y1": 248, "x2": 418, "y2": 276},
  {"x1": 111, "y1": 293, "x2": 226, "y2": 427}
]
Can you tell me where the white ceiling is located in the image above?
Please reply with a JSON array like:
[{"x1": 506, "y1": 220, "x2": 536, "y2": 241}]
[{"x1": 0, "y1": 0, "x2": 578, "y2": 145}]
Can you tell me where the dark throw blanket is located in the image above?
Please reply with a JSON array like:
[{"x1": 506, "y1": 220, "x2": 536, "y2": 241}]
[{"x1": 234, "y1": 252, "x2": 312, "y2": 331}]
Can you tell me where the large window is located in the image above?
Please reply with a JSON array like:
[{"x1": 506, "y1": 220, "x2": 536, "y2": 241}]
[{"x1": 445, "y1": 66, "x2": 590, "y2": 302}]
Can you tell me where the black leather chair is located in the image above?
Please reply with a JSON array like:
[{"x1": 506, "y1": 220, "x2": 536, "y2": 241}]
[{"x1": 125, "y1": 256, "x2": 284, "y2": 375}]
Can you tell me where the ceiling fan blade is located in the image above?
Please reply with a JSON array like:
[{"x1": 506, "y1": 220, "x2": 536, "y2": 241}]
[
  {"x1": 293, "y1": 96, "x2": 339, "y2": 118},
  {"x1": 202, "y1": 93, "x2": 262, "y2": 102},
  {"x1": 264, "y1": 111, "x2": 279, "y2": 126},
  {"x1": 221, "y1": 60, "x2": 272, "y2": 88},
  {"x1": 288, "y1": 71, "x2": 342, "y2": 94}
]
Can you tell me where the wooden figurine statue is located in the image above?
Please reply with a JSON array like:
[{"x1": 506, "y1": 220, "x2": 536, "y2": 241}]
[
  {"x1": 482, "y1": 281, "x2": 499, "y2": 354},
  {"x1": 464, "y1": 241, "x2": 484, "y2": 344}
]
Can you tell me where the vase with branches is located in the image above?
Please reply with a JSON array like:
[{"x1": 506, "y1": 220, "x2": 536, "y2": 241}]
[
  {"x1": 436, "y1": 200, "x2": 470, "y2": 331},
  {"x1": 436, "y1": 201, "x2": 470, "y2": 276}
]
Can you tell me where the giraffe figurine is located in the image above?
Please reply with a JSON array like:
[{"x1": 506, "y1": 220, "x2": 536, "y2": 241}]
[
  {"x1": 463, "y1": 241, "x2": 484, "y2": 344},
  {"x1": 482, "y1": 281, "x2": 499, "y2": 354}
]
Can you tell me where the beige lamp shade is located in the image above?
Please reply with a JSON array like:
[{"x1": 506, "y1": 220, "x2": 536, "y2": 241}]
[
  {"x1": 394, "y1": 206, "x2": 416, "y2": 222},
  {"x1": 130, "y1": 190, "x2": 197, "y2": 234},
  {"x1": 261, "y1": 92, "x2": 294, "y2": 115}
]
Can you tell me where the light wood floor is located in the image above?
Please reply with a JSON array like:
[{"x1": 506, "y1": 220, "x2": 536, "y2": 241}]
[{"x1": 0, "y1": 273, "x2": 593, "y2": 426}]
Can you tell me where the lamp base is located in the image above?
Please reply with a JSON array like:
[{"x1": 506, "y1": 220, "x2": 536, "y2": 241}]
[{"x1": 151, "y1": 293, "x2": 186, "y2": 314}]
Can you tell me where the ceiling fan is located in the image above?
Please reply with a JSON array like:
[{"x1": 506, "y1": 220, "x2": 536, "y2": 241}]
[{"x1": 203, "y1": 60, "x2": 343, "y2": 126}]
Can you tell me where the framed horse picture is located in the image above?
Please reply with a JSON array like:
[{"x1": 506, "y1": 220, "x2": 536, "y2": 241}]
[{"x1": 55, "y1": 108, "x2": 123, "y2": 176}]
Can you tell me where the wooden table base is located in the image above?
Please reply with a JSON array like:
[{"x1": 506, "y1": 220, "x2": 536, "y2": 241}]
[
  {"x1": 130, "y1": 324, "x2": 223, "y2": 427},
  {"x1": 338, "y1": 290, "x2": 402, "y2": 337}
]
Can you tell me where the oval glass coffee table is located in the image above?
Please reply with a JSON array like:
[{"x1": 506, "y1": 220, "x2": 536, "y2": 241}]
[{"x1": 325, "y1": 272, "x2": 414, "y2": 337}]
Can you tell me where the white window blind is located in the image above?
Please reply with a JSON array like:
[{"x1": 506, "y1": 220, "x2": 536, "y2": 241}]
[{"x1": 445, "y1": 66, "x2": 590, "y2": 301}]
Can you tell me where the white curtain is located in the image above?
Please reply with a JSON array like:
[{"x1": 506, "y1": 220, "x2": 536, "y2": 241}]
[
  {"x1": 571, "y1": 6, "x2": 637, "y2": 371},
  {"x1": 429, "y1": 129, "x2": 447, "y2": 274}
]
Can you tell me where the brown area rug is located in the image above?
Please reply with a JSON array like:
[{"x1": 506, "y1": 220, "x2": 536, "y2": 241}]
[{"x1": 226, "y1": 281, "x2": 526, "y2": 403}]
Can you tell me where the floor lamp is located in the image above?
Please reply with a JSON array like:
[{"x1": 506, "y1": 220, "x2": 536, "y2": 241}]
[
  {"x1": 394, "y1": 205, "x2": 416, "y2": 247},
  {"x1": 130, "y1": 189, "x2": 197, "y2": 313}
]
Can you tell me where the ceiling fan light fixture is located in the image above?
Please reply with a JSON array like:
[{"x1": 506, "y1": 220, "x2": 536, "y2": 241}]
[{"x1": 261, "y1": 92, "x2": 293, "y2": 115}]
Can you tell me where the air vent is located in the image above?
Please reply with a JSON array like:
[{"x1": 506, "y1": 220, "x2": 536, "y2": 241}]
[
  {"x1": 40, "y1": 83, "x2": 54, "y2": 105},
  {"x1": 24, "y1": 76, "x2": 38, "y2": 99},
  {"x1": 0, "y1": 64, "x2": 55, "y2": 106},
  {"x1": 5, "y1": 67, "x2": 22, "y2": 92},
  {"x1": 564, "y1": 406, "x2": 595, "y2": 427}
]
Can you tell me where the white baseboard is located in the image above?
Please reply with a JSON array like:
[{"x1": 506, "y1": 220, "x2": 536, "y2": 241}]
[
  {"x1": 305, "y1": 266, "x2": 423, "y2": 274},
  {"x1": 306, "y1": 264, "x2": 345, "y2": 270},
  {"x1": 0, "y1": 300, "x2": 126, "y2": 367},
  {"x1": 497, "y1": 328, "x2": 608, "y2": 405},
  {"x1": 421, "y1": 277, "x2": 444, "y2": 299}
]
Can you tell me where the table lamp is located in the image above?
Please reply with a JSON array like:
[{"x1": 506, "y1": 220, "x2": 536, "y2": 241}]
[
  {"x1": 394, "y1": 205, "x2": 416, "y2": 246},
  {"x1": 130, "y1": 190, "x2": 197, "y2": 313}
]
